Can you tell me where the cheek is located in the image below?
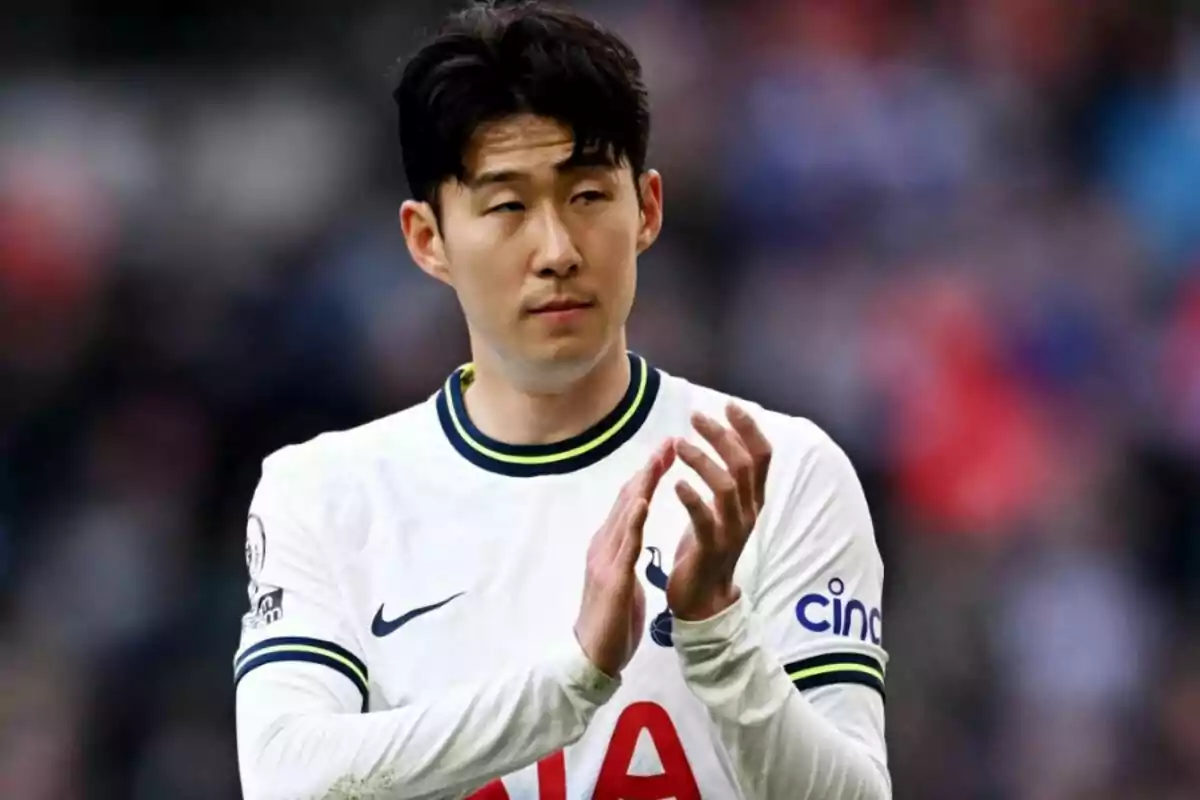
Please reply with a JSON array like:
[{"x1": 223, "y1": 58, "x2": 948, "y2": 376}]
[
  {"x1": 448, "y1": 228, "x2": 520, "y2": 290},
  {"x1": 462, "y1": 269, "x2": 519, "y2": 327},
  {"x1": 444, "y1": 242, "x2": 523, "y2": 322},
  {"x1": 589, "y1": 218, "x2": 639, "y2": 293}
]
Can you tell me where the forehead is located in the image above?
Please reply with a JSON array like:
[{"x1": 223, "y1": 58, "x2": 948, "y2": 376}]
[{"x1": 462, "y1": 114, "x2": 576, "y2": 179}]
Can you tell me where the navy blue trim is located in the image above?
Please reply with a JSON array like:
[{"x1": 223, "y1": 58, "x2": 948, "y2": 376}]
[
  {"x1": 235, "y1": 636, "x2": 367, "y2": 677},
  {"x1": 792, "y1": 668, "x2": 886, "y2": 699},
  {"x1": 234, "y1": 637, "x2": 369, "y2": 711},
  {"x1": 784, "y1": 652, "x2": 886, "y2": 700},
  {"x1": 437, "y1": 352, "x2": 661, "y2": 477},
  {"x1": 235, "y1": 651, "x2": 369, "y2": 711},
  {"x1": 783, "y1": 652, "x2": 885, "y2": 673}
]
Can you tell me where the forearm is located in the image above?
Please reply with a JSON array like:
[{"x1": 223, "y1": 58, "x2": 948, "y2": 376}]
[
  {"x1": 237, "y1": 640, "x2": 616, "y2": 800},
  {"x1": 673, "y1": 597, "x2": 891, "y2": 800}
]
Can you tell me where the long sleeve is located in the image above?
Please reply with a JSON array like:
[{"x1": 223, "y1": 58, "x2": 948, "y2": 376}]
[
  {"x1": 236, "y1": 642, "x2": 617, "y2": 800},
  {"x1": 672, "y1": 417, "x2": 890, "y2": 799},
  {"x1": 672, "y1": 597, "x2": 889, "y2": 799},
  {"x1": 234, "y1": 450, "x2": 619, "y2": 800}
]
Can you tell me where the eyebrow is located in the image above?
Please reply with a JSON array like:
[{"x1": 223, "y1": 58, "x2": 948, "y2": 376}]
[{"x1": 466, "y1": 151, "x2": 615, "y2": 189}]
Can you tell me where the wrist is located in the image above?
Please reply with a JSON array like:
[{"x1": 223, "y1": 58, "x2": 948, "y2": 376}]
[
  {"x1": 572, "y1": 626, "x2": 620, "y2": 681},
  {"x1": 672, "y1": 585, "x2": 741, "y2": 622},
  {"x1": 671, "y1": 591, "x2": 749, "y2": 649},
  {"x1": 558, "y1": 630, "x2": 621, "y2": 710}
]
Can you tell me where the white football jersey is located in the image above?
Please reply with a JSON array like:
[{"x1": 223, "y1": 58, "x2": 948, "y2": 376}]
[{"x1": 234, "y1": 352, "x2": 888, "y2": 800}]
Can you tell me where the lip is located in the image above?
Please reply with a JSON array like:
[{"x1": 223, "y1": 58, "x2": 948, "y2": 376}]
[{"x1": 528, "y1": 299, "x2": 595, "y2": 314}]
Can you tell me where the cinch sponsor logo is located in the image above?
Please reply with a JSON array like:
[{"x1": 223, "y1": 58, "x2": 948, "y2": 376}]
[{"x1": 795, "y1": 578, "x2": 882, "y2": 645}]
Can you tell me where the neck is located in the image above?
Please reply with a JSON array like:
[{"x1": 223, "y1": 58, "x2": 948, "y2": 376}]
[{"x1": 462, "y1": 340, "x2": 631, "y2": 446}]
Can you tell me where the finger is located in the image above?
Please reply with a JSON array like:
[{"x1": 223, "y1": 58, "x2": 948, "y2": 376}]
[
  {"x1": 725, "y1": 403, "x2": 772, "y2": 510},
  {"x1": 606, "y1": 481, "x2": 634, "y2": 526},
  {"x1": 594, "y1": 489, "x2": 635, "y2": 561},
  {"x1": 598, "y1": 442, "x2": 672, "y2": 562},
  {"x1": 616, "y1": 497, "x2": 649, "y2": 569},
  {"x1": 597, "y1": 469, "x2": 638, "y2": 547},
  {"x1": 632, "y1": 440, "x2": 676, "y2": 502},
  {"x1": 675, "y1": 480, "x2": 719, "y2": 549},
  {"x1": 692, "y1": 413, "x2": 754, "y2": 518},
  {"x1": 676, "y1": 438, "x2": 742, "y2": 539},
  {"x1": 608, "y1": 441, "x2": 668, "y2": 528}
]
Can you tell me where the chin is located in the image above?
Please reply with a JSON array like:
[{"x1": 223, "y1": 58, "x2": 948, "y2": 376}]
[
  {"x1": 519, "y1": 335, "x2": 614, "y2": 386},
  {"x1": 537, "y1": 336, "x2": 604, "y2": 365}
]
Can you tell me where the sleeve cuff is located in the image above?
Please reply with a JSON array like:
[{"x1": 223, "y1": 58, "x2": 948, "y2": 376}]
[
  {"x1": 671, "y1": 593, "x2": 796, "y2": 722},
  {"x1": 549, "y1": 634, "x2": 622, "y2": 714},
  {"x1": 669, "y1": 592, "x2": 751, "y2": 647}
]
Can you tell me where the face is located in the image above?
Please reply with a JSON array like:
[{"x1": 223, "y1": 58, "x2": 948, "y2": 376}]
[{"x1": 401, "y1": 114, "x2": 663, "y2": 381}]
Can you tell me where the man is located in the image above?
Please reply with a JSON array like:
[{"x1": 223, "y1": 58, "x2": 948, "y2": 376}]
[{"x1": 234, "y1": 2, "x2": 890, "y2": 798}]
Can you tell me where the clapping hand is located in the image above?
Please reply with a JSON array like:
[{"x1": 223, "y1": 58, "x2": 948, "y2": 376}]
[{"x1": 666, "y1": 404, "x2": 772, "y2": 622}]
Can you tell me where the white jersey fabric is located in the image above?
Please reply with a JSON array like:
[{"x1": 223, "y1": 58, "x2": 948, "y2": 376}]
[{"x1": 234, "y1": 352, "x2": 891, "y2": 800}]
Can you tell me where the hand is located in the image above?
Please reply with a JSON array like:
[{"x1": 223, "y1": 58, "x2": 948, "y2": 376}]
[
  {"x1": 575, "y1": 440, "x2": 676, "y2": 677},
  {"x1": 667, "y1": 404, "x2": 773, "y2": 622}
]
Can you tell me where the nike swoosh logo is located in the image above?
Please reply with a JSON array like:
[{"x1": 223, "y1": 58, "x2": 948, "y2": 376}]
[{"x1": 371, "y1": 592, "x2": 465, "y2": 638}]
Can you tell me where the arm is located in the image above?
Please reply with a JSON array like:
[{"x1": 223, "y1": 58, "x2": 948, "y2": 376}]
[
  {"x1": 234, "y1": 451, "x2": 619, "y2": 800},
  {"x1": 670, "y1": 414, "x2": 890, "y2": 799},
  {"x1": 673, "y1": 602, "x2": 889, "y2": 800},
  {"x1": 237, "y1": 647, "x2": 614, "y2": 800}
]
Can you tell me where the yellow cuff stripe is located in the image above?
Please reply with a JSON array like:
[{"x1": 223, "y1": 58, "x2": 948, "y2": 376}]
[
  {"x1": 234, "y1": 636, "x2": 369, "y2": 711},
  {"x1": 784, "y1": 652, "x2": 886, "y2": 699},
  {"x1": 787, "y1": 662, "x2": 885, "y2": 685}
]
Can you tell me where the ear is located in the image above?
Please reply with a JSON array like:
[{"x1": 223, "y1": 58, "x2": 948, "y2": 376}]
[
  {"x1": 400, "y1": 199, "x2": 452, "y2": 286},
  {"x1": 635, "y1": 169, "x2": 664, "y2": 255}
]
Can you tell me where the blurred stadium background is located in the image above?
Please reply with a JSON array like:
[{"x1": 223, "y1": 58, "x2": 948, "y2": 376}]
[{"x1": 3, "y1": 0, "x2": 1200, "y2": 797}]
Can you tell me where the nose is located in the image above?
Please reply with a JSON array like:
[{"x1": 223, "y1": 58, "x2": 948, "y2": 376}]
[{"x1": 528, "y1": 205, "x2": 581, "y2": 279}]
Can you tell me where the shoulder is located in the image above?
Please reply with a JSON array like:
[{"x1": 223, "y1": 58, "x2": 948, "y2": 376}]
[
  {"x1": 657, "y1": 369, "x2": 849, "y2": 475},
  {"x1": 252, "y1": 396, "x2": 447, "y2": 525},
  {"x1": 267, "y1": 396, "x2": 440, "y2": 470}
]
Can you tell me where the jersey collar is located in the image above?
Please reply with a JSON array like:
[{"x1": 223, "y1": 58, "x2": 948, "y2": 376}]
[{"x1": 436, "y1": 352, "x2": 661, "y2": 477}]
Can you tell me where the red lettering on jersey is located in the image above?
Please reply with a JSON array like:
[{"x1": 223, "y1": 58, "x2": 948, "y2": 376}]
[
  {"x1": 466, "y1": 779, "x2": 509, "y2": 800},
  {"x1": 593, "y1": 701, "x2": 700, "y2": 800},
  {"x1": 465, "y1": 704, "x2": 699, "y2": 800},
  {"x1": 537, "y1": 750, "x2": 567, "y2": 800},
  {"x1": 466, "y1": 751, "x2": 566, "y2": 800}
]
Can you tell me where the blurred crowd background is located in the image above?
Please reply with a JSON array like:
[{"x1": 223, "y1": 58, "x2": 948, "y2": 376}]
[{"x1": 2, "y1": 0, "x2": 1199, "y2": 797}]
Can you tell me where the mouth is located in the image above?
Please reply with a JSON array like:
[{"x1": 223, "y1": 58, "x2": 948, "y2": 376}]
[{"x1": 527, "y1": 298, "x2": 596, "y2": 315}]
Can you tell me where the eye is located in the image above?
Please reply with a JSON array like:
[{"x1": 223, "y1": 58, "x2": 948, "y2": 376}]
[
  {"x1": 573, "y1": 190, "x2": 610, "y2": 204},
  {"x1": 486, "y1": 201, "x2": 525, "y2": 214}
]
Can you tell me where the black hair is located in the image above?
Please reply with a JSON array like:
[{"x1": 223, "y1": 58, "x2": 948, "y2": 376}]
[{"x1": 392, "y1": 0, "x2": 651, "y2": 214}]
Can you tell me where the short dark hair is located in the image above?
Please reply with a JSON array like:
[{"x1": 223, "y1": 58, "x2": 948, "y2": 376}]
[{"x1": 392, "y1": 0, "x2": 651, "y2": 212}]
